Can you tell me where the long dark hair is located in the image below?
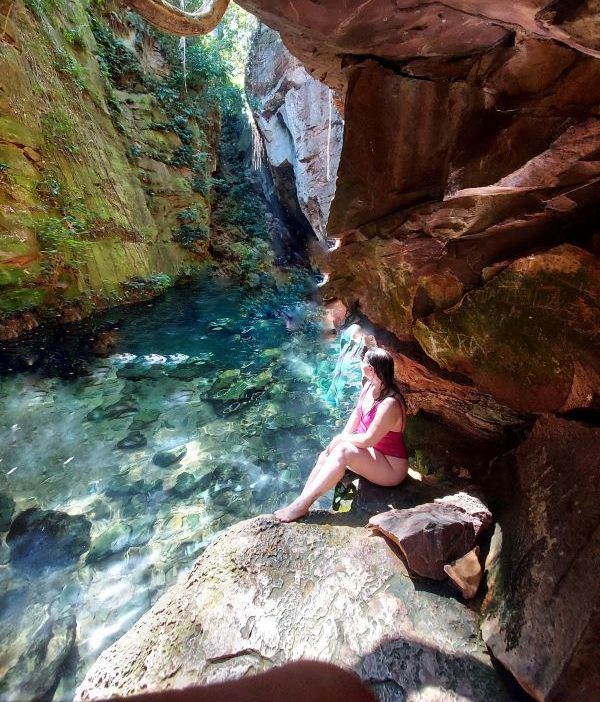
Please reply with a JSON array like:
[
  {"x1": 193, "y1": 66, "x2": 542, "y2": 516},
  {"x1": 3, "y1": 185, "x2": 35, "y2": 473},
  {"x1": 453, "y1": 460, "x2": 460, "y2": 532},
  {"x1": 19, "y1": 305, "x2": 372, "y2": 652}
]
[{"x1": 364, "y1": 348, "x2": 406, "y2": 409}]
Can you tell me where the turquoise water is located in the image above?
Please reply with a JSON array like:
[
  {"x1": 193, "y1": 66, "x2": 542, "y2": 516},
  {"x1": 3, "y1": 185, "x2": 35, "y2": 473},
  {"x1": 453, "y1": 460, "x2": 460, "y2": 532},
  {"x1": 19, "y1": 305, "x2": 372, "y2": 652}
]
[{"x1": 0, "y1": 274, "x2": 362, "y2": 700}]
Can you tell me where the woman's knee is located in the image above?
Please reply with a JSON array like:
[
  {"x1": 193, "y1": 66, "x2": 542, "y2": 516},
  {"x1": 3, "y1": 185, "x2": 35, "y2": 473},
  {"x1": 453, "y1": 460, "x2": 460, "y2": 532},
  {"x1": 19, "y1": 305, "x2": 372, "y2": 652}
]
[{"x1": 330, "y1": 441, "x2": 357, "y2": 462}]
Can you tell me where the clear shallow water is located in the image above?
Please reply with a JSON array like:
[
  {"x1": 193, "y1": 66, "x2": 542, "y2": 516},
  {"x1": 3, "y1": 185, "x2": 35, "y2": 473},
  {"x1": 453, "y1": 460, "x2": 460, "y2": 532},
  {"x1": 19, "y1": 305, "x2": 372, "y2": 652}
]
[{"x1": 0, "y1": 274, "x2": 362, "y2": 700}]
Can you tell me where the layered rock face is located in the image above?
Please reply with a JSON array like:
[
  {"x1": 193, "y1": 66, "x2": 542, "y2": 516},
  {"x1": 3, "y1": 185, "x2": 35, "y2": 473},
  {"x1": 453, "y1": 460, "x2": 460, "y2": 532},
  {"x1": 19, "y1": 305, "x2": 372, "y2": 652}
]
[
  {"x1": 246, "y1": 25, "x2": 343, "y2": 246},
  {"x1": 0, "y1": 1, "x2": 218, "y2": 338},
  {"x1": 231, "y1": 2, "x2": 600, "y2": 700},
  {"x1": 239, "y1": 0, "x2": 600, "y2": 440},
  {"x1": 482, "y1": 417, "x2": 600, "y2": 701}
]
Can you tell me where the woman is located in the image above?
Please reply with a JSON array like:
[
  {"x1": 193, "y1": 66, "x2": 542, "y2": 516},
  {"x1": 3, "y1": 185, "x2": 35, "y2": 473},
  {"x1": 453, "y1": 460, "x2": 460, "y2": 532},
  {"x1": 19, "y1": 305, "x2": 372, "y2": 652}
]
[{"x1": 275, "y1": 347, "x2": 408, "y2": 522}]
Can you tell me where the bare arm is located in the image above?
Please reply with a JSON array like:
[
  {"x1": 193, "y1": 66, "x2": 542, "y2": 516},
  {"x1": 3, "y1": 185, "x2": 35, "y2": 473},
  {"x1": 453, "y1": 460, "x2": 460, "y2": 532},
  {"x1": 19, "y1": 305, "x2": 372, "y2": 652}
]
[
  {"x1": 324, "y1": 405, "x2": 360, "y2": 455},
  {"x1": 341, "y1": 406, "x2": 360, "y2": 435}
]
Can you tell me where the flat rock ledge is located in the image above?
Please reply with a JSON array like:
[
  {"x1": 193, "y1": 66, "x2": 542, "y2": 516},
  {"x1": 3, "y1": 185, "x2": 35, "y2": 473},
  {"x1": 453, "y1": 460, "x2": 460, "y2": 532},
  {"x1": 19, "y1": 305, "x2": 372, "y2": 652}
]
[{"x1": 76, "y1": 514, "x2": 520, "y2": 702}]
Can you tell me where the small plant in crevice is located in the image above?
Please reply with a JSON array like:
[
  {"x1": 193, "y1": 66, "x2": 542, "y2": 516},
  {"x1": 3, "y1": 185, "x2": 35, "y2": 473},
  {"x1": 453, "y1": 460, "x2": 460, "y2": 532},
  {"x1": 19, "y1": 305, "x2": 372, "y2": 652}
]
[
  {"x1": 174, "y1": 207, "x2": 209, "y2": 249},
  {"x1": 35, "y1": 215, "x2": 92, "y2": 280},
  {"x1": 53, "y1": 48, "x2": 87, "y2": 90},
  {"x1": 62, "y1": 25, "x2": 86, "y2": 49}
]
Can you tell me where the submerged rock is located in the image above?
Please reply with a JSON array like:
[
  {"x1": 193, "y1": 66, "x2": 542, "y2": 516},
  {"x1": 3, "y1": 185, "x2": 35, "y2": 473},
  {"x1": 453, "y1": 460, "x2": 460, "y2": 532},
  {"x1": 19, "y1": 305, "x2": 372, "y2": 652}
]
[
  {"x1": 6, "y1": 508, "x2": 91, "y2": 570},
  {"x1": 86, "y1": 522, "x2": 133, "y2": 564},
  {"x1": 116, "y1": 432, "x2": 147, "y2": 450},
  {"x1": 0, "y1": 493, "x2": 16, "y2": 532},
  {"x1": 0, "y1": 612, "x2": 76, "y2": 702},
  {"x1": 168, "y1": 472, "x2": 201, "y2": 499},
  {"x1": 153, "y1": 447, "x2": 187, "y2": 467},
  {"x1": 76, "y1": 516, "x2": 516, "y2": 702}
]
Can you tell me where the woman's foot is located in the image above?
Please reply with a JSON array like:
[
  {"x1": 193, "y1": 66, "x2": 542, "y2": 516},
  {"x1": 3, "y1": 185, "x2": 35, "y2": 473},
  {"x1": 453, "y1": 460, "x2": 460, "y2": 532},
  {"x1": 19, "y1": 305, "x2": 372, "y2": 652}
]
[{"x1": 274, "y1": 497, "x2": 311, "y2": 523}]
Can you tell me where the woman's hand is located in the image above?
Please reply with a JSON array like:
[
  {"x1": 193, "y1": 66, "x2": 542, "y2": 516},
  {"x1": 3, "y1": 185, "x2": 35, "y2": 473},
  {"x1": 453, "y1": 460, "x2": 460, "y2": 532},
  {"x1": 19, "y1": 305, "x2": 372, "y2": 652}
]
[{"x1": 325, "y1": 435, "x2": 342, "y2": 455}]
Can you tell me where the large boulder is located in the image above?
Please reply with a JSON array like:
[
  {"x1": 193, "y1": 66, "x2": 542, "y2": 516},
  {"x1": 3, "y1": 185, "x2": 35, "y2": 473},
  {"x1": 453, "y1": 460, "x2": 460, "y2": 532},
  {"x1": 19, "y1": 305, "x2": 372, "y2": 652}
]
[
  {"x1": 481, "y1": 416, "x2": 600, "y2": 701},
  {"x1": 76, "y1": 515, "x2": 517, "y2": 702},
  {"x1": 368, "y1": 492, "x2": 492, "y2": 581}
]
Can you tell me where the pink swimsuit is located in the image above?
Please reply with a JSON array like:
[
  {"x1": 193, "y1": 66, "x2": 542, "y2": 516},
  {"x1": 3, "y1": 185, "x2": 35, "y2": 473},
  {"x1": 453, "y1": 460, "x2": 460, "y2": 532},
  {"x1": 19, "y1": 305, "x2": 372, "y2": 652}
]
[{"x1": 356, "y1": 383, "x2": 408, "y2": 459}]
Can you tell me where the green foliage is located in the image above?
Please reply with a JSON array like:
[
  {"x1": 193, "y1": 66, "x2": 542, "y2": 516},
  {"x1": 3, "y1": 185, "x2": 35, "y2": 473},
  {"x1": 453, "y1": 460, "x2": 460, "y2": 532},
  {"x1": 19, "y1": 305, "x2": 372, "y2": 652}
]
[
  {"x1": 36, "y1": 174, "x2": 63, "y2": 204},
  {"x1": 40, "y1": 110, "x2": 79, "y2": 156},
  {"x1": 24, "y1": 0, "x2": 57, "y2": 19},
  {"x1": 174, "y1": 207, "x2": 209, "y2": 248},
  {"x1": 35, "y1": 215, "x2": 92, "y2": 274},
  {"x1": 62, "y1": 25, "x2": 86, "y2": 49},
  {"x1": 88, "y1": 12, "x2": 147, "y2": 88},
  {"x1": 121, "y1": 273, "x2": 172, "y2": 293},
  {"x1": 215, "y1": 180, "x2": 268, "y2": 239},
  {"x1": 227, "y1": 240, "x2": 274, "y2": 291},
  {"x1": 53, "y1": 48, "x2": 87, "y2": 89}
]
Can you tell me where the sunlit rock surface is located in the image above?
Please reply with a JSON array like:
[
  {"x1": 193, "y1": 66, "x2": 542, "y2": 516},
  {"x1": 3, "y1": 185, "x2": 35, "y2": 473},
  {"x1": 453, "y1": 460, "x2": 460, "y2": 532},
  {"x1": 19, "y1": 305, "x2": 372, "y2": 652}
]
[
  {"x1": 76, "y1": 515, "x2": 519, "y2": 702},
  {"x1": 481, "y1": 416, "x2": 600, "y2": 702},
  {"x1": 0, "y1": 2, "x2": 217, "y2": 338},
  {"x1": 246, "y1": 25, "x2": 343, "y2": 245},
  {"x1": 238, "y1": 0, "x2": 600, "y2": 438}
]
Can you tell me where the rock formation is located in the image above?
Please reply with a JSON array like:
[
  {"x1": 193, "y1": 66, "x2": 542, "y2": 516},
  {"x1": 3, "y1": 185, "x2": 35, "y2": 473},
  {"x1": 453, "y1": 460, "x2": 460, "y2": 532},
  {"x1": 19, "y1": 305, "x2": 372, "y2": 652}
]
[
  {"x1": 482, "y1": 416, "x2": 600, "y2": 702},
  {"x1": 76, "y1": 514, "x2": 518, "y2": 702},
  {"x1": 0, "y1": 1, "x2": 219, "y2": 338},
  {"x1": 246, "y1": 25, "x2": 343, "y2": 246},
  {"x1": 235, "y1": 0, "x2": 600, "y2": 441}
]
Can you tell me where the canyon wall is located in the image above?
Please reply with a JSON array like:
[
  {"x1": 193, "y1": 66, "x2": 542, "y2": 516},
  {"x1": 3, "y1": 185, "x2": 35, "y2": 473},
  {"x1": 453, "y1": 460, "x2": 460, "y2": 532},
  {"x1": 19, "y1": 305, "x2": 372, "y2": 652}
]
[
  {"x1": 0, "y1": 0, "x2": 219, "y2": 339},
  {"x1": 239, "y1": 0, "x2": 600, "y2": 437},
  {"x1": 246, "y1": 24, "x2": 343, "y2": 248},
  {"x1": 235, "y1": 2, "x2": 600, "y2": 699}
]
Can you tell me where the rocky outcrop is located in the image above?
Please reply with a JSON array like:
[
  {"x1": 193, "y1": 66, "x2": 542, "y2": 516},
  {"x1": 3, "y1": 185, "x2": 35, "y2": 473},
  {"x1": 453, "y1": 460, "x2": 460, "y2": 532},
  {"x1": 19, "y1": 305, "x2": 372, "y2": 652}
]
[
  {"x1": 236, "y1": 1, "x2": 600, "y2": 442},
  {"x1": 76, "y1": 514, "x2": 517, "y2": 702},
  {"x1": 0, "y1": 1, "x2": 219, "y2": 338},
  {"x1": 481, "y1": 416, "x2": 600, "y2": 702},
  {"x1": 246, "y1": 25, "x2": 343, "y2": 246}
]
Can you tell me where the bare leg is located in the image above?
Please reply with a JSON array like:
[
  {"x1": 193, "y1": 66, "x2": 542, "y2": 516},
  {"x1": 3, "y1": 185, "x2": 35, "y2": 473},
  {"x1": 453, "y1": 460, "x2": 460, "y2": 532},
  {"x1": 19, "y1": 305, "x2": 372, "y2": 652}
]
[
  {"x1": 298, "y1": 450, "x2": 328, "y2": 500},
  {"x1": 274, "y1": 442, "x2": 408, "y2": 523}
]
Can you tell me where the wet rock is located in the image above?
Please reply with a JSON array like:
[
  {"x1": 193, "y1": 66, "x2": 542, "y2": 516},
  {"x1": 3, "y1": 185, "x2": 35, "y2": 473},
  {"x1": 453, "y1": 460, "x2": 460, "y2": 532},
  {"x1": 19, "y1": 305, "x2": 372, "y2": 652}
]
[
  {"x1": 153, "y1": 447, "x2": 187, "y2": 467},
  {"x1": 116, "y1": 432, "x2": 146, "y2": 450},
  {"x1": 76, "y1": 516, "x2": 516, "y2": 702},
  {"x1": 0, "y1": 612, "x2": 76, "y2": 702},
  {"x1": 209, "y1": 368, "x2": 241, "y2": 394},
  {"x1": 86, "y1": 400, "x2": 137, "y2": 421},
  {"x1": 194, "y1": 471, "x2": 217, "y2": 493},
  {"x1": 168, "y1": 472, "x2": 200, "y2": 499},
  {"x1": 165, "y1": 359, "x2": 210, "y2": 381},
  {"x1": 6, "y1": 508, "x2": 91, "y2": 570},
  {"x1": 86, "y1": 522, "x2": 132, "y2": 564},
  {"x1": 104, "y1": 474, "x2": 138, "y2": 498},
  {"x1": 481, "y1": 417, "x2": 600, "y2": 702},
  {"x1": 116, "y1": 363, "x2": 164, "y2": 381},
  {"x1": 128, "y1": 409, "x2": 161, "y2": 430},
  {"x1": 0, "y1": 493, "x2": 15, "y2": 531}
]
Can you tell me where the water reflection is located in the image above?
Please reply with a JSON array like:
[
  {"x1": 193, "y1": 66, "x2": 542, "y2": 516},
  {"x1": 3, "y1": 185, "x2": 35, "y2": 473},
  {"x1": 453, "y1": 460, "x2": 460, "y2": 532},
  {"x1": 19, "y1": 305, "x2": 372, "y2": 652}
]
[{"x1": 0, "y1": 275, "x2": 360, "y2": 700}]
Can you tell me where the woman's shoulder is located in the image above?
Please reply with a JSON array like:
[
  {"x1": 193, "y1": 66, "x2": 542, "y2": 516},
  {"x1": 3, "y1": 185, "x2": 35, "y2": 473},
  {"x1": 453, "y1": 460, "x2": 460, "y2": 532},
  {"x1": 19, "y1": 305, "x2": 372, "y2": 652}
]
[{"x1": 379, "y1": 395, "x2": 404, "y2": 414}]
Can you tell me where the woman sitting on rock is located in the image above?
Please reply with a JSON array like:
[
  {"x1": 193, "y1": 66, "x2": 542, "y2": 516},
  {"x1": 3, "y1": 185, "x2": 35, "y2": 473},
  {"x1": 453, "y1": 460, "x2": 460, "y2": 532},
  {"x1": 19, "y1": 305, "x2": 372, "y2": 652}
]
[{"x1": 275, "y1": 347, "x2": 408, "y2": 522}]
